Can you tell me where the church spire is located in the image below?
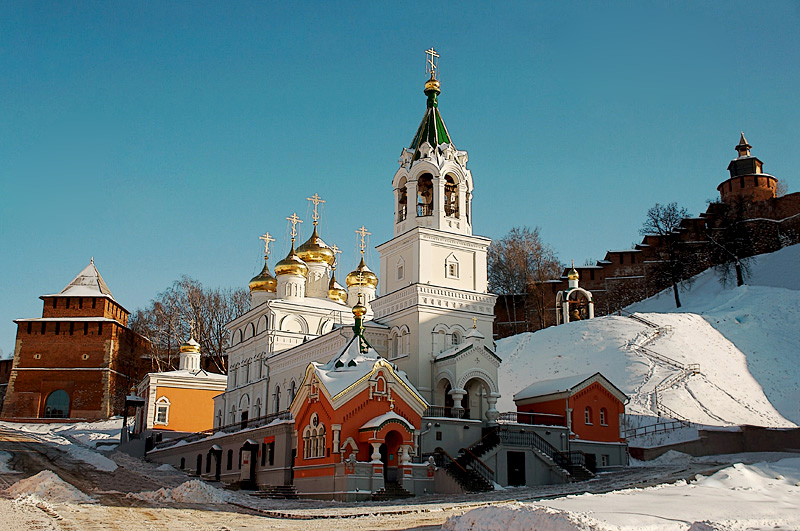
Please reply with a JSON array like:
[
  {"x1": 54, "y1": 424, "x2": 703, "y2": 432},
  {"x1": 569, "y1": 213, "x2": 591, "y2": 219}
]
[
  {"x1": 736, "y1": 132, "x2": 752, "y2": 158},
  {"x1": 410, "y1": 47, "x2": 452, "y2": 159}
]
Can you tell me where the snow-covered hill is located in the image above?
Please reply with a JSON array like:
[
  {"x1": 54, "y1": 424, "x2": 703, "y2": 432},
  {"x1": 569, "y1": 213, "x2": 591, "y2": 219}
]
[{"x1": 496, "y1": 243, "x2": 800, "y2": 428}]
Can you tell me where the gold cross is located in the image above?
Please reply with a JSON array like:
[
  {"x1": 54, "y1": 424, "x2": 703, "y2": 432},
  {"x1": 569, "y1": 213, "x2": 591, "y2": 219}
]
[
  {"x1": 388, "y1": 396, "x2": 395, "y2": 411},
  {"x1": 258, "y1": 232, "x2": 275, "y2": 257},
  {"x1": 189, "y1": 318, "x2": 196, "y2": 340},
  {"x1": 472, "y1": 317, "x2": 477, "y2": 329},
  {"x1": 355, "y1": 225, "x2": 371, "y2": 253},
  {"x1": 425, "y1": 47, "x2": 439, "y2": 79},
  {"x1": 306, "y1": 193, "x2": 325, "y2": 224},
  {"x1": 331, "y1": 244, "x2": 342, "y2": 268},
  {"x1": 286, "y1": 213, "x2": 303, "y2": 240}
]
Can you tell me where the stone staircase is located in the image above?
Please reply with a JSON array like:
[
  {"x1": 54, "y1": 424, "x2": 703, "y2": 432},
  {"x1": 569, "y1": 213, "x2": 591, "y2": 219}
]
[
  {"x1": 251, "y1": 484, "x2": 300, "y2": 500},
  {"x1": 371, "y1": 481, "x2": 413, "y2": 501}
]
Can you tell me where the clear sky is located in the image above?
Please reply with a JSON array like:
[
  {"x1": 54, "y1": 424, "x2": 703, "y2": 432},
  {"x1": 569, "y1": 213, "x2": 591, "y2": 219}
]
[{"x1": 1, "y1": 1, "x2": 798, "y2": 358}]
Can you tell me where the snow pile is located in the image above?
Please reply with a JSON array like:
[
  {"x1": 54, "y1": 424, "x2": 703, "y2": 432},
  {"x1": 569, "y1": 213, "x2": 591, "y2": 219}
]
[
  {"x1": 448, "y1": 457, "x2": 800, "y2": 530},
  {"x1": 7, "y1": 470, "x2": 94, "y2": 504},
  {"x1": 0, "y1": 420, "x2": 119, "y2": 472},
  {"x1": 127, "y1": 479, "x2": 232, "y2": 504},
  {"x1": 443, "y1": 504, "x2": 606, "y2": 531},
  {"x1": 496, "y1": 244, "x2": 800, "y2": 427}
]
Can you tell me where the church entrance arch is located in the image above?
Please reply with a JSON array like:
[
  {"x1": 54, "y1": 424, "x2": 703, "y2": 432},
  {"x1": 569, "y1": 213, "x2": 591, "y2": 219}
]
[
  {"x1": 463, "y1": 377, "x2": 490, "y2": 420},
  {"x1": 380, "y1": 430, "x2": 403, "y2": 483}
]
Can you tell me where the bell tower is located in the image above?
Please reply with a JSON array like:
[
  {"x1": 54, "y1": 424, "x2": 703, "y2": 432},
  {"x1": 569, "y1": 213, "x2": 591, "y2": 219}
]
[{"x1": 372, "y1": 49, "x2": 499, "y2": 418}]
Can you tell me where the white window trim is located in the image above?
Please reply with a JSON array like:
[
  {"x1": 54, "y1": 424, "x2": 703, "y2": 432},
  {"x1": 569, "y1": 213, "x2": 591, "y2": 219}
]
[{"x1": 154, "y1": 397, "x2": 171, "y2": 426}]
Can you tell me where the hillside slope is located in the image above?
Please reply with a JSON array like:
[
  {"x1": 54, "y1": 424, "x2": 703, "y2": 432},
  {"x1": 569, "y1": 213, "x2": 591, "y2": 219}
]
[{"x1": 496, "y1": 244, "x2": 800, "y2": 427}]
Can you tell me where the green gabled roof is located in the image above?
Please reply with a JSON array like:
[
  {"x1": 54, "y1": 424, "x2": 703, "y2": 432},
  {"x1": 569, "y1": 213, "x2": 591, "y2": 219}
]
[{"x1": 410, "y1": 84, "x2": 452, "y2": 160}]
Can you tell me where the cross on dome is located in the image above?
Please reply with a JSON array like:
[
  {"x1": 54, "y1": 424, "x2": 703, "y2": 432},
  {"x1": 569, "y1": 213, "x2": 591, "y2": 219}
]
[
  {"x1": 425, "y1": 47, "x2": 439, "y2": 80},
  {"x1": 259, "y1": 232, "x2": 275, "y2": 257},
  {"x1": 355, "y1": 225, "x2": 371, "y2": 254},
  {"x1": 330, "y1": 243, "x2": 342, "y2": 268},
  {"x1": 306, "y1": 193, "x2": 325, "y2": 224},
  {"x1": 189, "y1": 318, "x2": 196, "y2": 340},
  {"x1": 286, "y1": 213, "x2": 303, "y2": 240}
]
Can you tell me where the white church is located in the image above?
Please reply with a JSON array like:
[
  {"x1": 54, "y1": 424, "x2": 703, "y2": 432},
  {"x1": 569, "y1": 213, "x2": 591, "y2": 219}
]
[{"x1": 146, "y1": 50, "x2": 626, "y2": 499}]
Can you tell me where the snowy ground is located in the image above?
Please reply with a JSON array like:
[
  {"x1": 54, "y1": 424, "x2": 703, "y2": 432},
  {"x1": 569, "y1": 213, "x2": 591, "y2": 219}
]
[
  {"x1": 445, "y1": 454, "x2": 800, "y2": 531},
  {"x1": 497, "y1": 244, "x2": 800, "y2": 429}
]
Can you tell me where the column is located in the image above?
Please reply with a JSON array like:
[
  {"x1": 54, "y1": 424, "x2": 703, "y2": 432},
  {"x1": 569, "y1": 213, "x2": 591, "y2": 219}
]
[
  {"x1": 332, "y1": 424, "x2": 342, "y2": 453},
  {"x1": 485, "y1": 392, "x2": 501, "y2": 425},
  {"x1": 371, "y1": 442, "x2": 382, "y2": 463}
]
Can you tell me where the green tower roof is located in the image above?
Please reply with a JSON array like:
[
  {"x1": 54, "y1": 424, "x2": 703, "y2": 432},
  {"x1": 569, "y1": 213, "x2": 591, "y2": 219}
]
[{"x1": 410, "y1": 78, "x2": 452, "y2": 160}]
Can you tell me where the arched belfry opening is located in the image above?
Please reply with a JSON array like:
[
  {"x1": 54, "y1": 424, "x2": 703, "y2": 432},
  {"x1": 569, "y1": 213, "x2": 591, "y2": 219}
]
[
  {"x1": 397, "y1": 177, "x2": 408, "y2": 222},
  {"x1": 444, "y1": 175, "x2": 459, "y2": 218},
  {"x1": 417, "y1": 174, "x2": 433, "y2": 217}
]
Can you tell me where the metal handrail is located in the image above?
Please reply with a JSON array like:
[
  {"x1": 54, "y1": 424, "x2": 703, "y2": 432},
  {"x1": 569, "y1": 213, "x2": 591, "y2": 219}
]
[
  {"x1": 498, "y1": 427, "x2": 577, "y2": 475},
  {"x1": 423, "y1": 406, "x2": 471, "y2": 419},
  {"x1": 496, "y1": 411, "x2": 567, "y2": 426}
]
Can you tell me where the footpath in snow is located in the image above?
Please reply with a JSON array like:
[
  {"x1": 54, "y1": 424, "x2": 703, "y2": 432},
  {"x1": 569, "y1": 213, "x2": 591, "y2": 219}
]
[{"x1": 497, "y1": 244, "x2": 800, "y2": 428}]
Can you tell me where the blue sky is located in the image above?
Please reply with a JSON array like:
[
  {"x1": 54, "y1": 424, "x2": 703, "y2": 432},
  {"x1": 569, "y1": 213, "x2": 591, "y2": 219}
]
[{"x1": 1, "y1": 1, "x2": 798, "y2": 357}]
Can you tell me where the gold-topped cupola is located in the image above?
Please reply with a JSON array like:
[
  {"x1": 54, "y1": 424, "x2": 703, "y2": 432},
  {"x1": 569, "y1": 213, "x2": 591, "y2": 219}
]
[
  {"x1": 345, "y1": 225, "x2": 378, "y2": 311},
  {"x1": 275, "y1": 213, "x2": 308, "y2": 301}
]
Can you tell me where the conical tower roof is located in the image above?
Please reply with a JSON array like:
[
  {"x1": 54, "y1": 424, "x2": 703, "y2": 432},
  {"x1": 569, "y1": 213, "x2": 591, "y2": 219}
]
[
  {"x1": 410, "y1": 74, "x2": 452, "y2": 160},
  {"x1": 48, "y1": 259, "x2": 115, "y2": 299}
]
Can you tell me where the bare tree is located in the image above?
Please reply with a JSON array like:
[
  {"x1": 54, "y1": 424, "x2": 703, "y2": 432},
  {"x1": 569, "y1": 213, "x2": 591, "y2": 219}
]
[
  {"x1": 706, "y1": 198, "x2": 754, "y2": 287},
  {"x1": 776, "y1": 179, "x2": 789, "y2": 198},
  {"x1": 640, "y1": 202, "x2": 695, "y2": 308},
  {"x1": 488, "y1": 226, "x2": 562, "y2": 331},
  {"x1": 129, "y1": 276, "x2": 249, "y2": 373}
]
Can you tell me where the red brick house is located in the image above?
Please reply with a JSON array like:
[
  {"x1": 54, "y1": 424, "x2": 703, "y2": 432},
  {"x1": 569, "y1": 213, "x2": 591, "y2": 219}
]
[
  {"x1": 514, "y1": 372, "x2": 627, "y2": 444},
  {"x1": 1, "y1": 260, "x2": 149, "y2": 420}
]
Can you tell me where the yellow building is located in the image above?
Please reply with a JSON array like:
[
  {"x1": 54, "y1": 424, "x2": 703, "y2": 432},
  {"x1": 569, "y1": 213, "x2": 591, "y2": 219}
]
[{"x1": 135, "y1": 336, "x2": 227, "y2": 437}]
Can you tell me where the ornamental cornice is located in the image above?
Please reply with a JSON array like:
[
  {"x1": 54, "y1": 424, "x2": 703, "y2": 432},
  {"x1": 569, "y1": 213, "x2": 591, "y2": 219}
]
[{"x1": 372, "y1": 284, "x2": 496, "y2": 319}]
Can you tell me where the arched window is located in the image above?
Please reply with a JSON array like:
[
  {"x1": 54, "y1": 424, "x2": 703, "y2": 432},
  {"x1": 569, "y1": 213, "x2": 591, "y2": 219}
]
[
  {"x1": 445, "y1": 253, "x2": 459, "y2": 279},
  {"x1": 303, "y1": 413, "x2": 326, "y2": 458},
  {"x1": 289, "y1": 380, "x2": 297, "y2": 404},
  {"x1": 254, "y1": 399, "x2": 261, "y2": 419},
  {"x1": 274, "y1": 385, "x2": 281, "y2": 413},
  {"x1": 444, "y1": 175, "x2": 459, "y2": 217},
  {"x1": 417, "y1": 174, "x2": 433, "y2": 216},
  {"x1": 452, "y1": 330, "x2": 462, "y2": 346},
  {"x1": 390, "y1": 331, "x2": 399, "y2": 358},
  {"x1": 584, "y1": 407, "x2": 593, "y2": 425},
  {"x1": 229, "y1": 406, "x2": 236, "y2": 425},
  {"x1": 216, "y1": 410, "x2": 222, "y2": 427},
  {"x1": 396, "y1": 257, "x2": 405, "y2": 281},
  {"x1": 600, "y1": 407, "x2": 608, "y2": 426},
  {"x1": 397, "y1": 177, "x2": 408, "y2": 222},
  {"x1": 44, "y1": 390, "x2": 70, "y2": 418},
  {"x1": 154, "y1": 397, "x2": 171, "y2": 425}
]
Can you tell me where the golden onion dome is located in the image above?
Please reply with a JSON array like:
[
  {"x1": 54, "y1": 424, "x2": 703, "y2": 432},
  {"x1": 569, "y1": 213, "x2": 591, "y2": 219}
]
[
  {"x1": 296, "y1": 225, "x2": 336, "y2": 266},
  {"x1": 180, "y1": 337, "x2": 200, "y2": 353},
  {"x1": 352, "y1": 299, "x2": 367, "y2": 319},
  {"x1": 249, "y1": 261, "x2": 277, "y2": 292},
  {"x1": 328, "y1": 273, "x2": 348, "y2": 305},
  {"x1": 345, "y1": 256, "x2": 379, "y2": 289},
  {"x1": 567, "y1": 267, "x2": 579, "y2": 281},
  {"x1": 274, "y1": 244, "x2": 309, "y2": 278},
  {"x1": 424, "y1": 77, "x2": 441, "y2": 94}
]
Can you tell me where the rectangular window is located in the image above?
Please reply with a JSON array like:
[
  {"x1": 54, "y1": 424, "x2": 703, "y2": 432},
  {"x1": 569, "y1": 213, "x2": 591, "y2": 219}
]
[
  {"x1": 601, "y1": 454, "x2": 609, "y2": 466},
  {"x1": 268, "y1": 442, "x2": 275, "y2": 466},
  {"x1": 92, "y1": 298, "x2": 96, "y2": 309},
  {"x1": 41, "y1": 322, "x2": 46, "y2": 334},
  {"x1": 84, "y1": 322, "x2": 88, "y2": 335},
  {"x1": 590, "y1": 269, "x2": 595, "y2": 281},
  {"x1": 69, "y1": 322, "x2": 74, "y2": 335},
  {"x1": 261, "y1": 443, "x2": 267, "y2": 466},
  {"x1": 27, "y1": 322, "x2": 32, "y2": 334},
  {"x1": 155, "y1": 406, "x2": 168, "y2": 424},
  {"x1": 79, "y1": 298, "x2": 83, "y2": 309},
  {"x1": 53, "y1": 299, "x2": 57, "y2": 309},
  {"x1": 65, "y1": 298, "x2": 70, "y2": 309},
  {"x1": 619, "y1": 254, "x2": 624, "y2": 265},
  {"x1": 55, "y1": 322, "x2": 60, "y2": 335},
  {"x1": 436, "y1": 431, "x2": 442, "y2": 441},
  {"x1": 98, "y1": 323, "x2": 103, "y2": 336}
]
